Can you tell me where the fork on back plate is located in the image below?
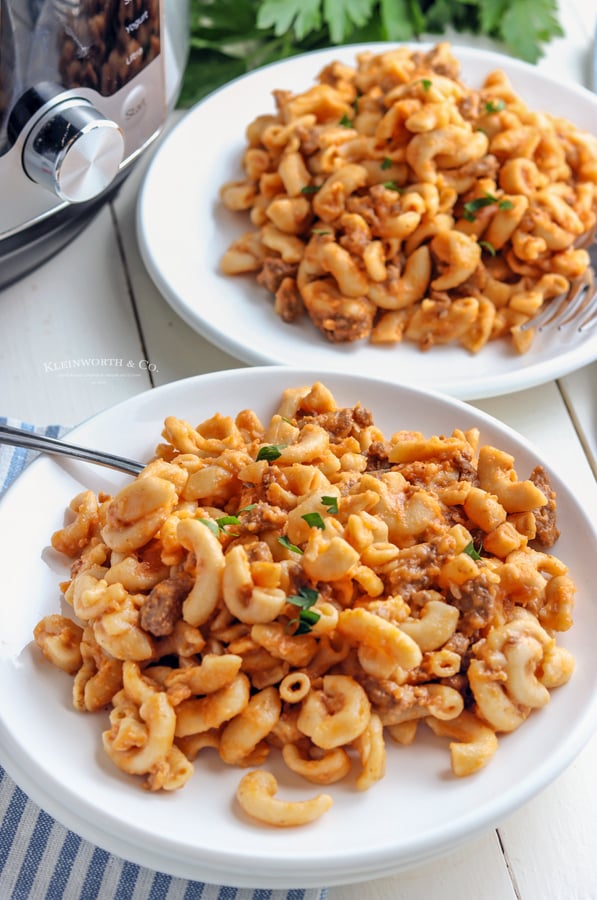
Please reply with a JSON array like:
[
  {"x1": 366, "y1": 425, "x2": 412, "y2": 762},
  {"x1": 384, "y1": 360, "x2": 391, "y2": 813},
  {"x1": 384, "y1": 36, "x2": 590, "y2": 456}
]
[{"x1": 519, "y1": 240, "x2": 597, "y2": 337}]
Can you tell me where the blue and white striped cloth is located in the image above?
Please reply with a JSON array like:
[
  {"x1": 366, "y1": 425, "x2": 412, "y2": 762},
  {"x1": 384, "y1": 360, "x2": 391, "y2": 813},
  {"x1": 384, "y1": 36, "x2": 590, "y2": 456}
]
[{"x1": 0, "y1": 419, "x2": 328, "y2": 900}]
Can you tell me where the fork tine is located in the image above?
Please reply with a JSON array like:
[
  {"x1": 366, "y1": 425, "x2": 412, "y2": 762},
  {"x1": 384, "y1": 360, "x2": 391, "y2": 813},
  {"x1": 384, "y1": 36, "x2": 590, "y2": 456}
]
[
  {"x1": 519, "y1": 239, "x2": 597, "y2": 335},
  {"x1": 518, "y1": 288, "x2": 570, "y2": 332},
  {"x1": 578, "y1": 288, "x2": 597, "y2": 333}
]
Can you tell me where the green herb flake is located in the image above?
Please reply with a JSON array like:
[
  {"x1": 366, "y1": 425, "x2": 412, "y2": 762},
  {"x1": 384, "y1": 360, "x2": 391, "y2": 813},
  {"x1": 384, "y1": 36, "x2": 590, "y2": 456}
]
[
  {"x1": 462, "y1": 193, "x2": 499, "y2": 222},
  {"x1": 321, "y1": 495, "x2": 339, "y2": 514},
  {"x1": 339, "y1": 113, "x2": 353, "y2": 127},
  {"x1": 485, "y1": 99, "x2": 506, "y2": 114},
  {"x1": 312, "y1": 228, "x2": 332, "y2": 235},
  {"x1": 463, "y1": 540, "x2": 483, "y2": 560},
  {"x1": 278, "y1": 535, "x2": 303, "y2": 554},
  {"x1": 197, "y1": 518, "x2": 220, "y2": 536},
  {"x1": 381, "y1": 156, "x2": 393, "y2": 170},
  {"x1": 302, "y1": 511, "x2": 326, "y2": 529},
  {"x1": 216, "y1": 515, "x2": 241, "y2": 535},
  {"x1": 300, "y1": 184, "x2": 321, "y2": 194},
  {"x1": 479, "y1": 240, "x2": 496, "y2": 256},
  {"x1": 286, "y1": 586, "x2": 321, "y2": 634},
  {"x1": 382, "y1": 180, "x2": 399, "y2": 191},
  {"x1": 420, "y1": 78, "x2": 432, "y2": 91},
  {"x1": 256, "y1": 444, "x2": 285, "y2": 461},
  {"x1": 498, "y1": 199, "x2": 514, "y2": 211}
]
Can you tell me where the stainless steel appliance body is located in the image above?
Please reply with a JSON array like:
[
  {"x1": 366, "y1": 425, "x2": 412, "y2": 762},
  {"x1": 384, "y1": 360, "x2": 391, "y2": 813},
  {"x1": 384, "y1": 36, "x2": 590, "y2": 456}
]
[{"x1": 0, "y1": 0, "x2": 188, "y2": 287}]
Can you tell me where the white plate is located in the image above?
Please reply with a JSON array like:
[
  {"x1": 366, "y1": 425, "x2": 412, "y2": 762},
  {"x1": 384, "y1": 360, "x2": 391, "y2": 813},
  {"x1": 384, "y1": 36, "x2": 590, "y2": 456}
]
[
  {"x1": 1, "y1": 367, "x2": 596, "y2": 888},
  {"x1": 137, "y1": 43, "x2": 597, "y2": 401}
]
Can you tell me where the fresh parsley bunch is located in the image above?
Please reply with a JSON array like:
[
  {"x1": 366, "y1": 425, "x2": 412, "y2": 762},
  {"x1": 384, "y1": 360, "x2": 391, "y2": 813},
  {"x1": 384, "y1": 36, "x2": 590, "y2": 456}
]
[{"x1": 179, "y1": 0, "x2": 563, "y2": 107}]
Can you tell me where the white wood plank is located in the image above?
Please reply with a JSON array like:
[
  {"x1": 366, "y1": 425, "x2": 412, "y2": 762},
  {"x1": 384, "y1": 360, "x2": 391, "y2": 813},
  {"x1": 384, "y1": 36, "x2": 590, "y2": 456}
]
[
  {"x1": 497, "y1": 731, "x2": 597, "y2": 900},
  {"x1": 0, "y1": 206, "x2": 150, "y2": 426},
  {"x1": 326, "y1": 831, "x2": 516, "y2": 900},
  {"x1": 474, "y1": 382, "x2": 597, "y2": 503},
  {"x1": 558, "y1": 362, "x2": 597, "y2": 478},
  {"x1": 109, "y1": 123, "x2": 245, "y2": 388}
]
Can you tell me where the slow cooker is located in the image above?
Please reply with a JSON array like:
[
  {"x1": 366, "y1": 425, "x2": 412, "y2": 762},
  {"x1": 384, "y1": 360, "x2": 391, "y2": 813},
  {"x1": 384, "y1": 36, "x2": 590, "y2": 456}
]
[{"x1": 0, "y1": 0, "x2": 188, "y2": 288}]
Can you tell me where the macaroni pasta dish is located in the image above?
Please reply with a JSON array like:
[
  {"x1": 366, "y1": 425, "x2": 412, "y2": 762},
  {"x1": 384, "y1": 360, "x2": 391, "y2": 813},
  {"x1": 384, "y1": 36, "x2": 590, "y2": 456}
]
[
  {"x1": 35, "y1": 383, "x2": 576, "y2": 826},
  {"x1": 219, "y1": 43, "x2": 597, "y2": 354}
]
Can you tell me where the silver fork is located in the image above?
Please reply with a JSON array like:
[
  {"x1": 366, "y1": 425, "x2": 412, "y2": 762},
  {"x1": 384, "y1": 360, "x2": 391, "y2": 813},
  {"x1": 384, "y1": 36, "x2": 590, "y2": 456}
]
[
  {"x1": 519, "y1": 240, "x2": 597, "y2": 336},
  {"x1": 0, "y1": 424, "x2": 145, "y2": 475}
]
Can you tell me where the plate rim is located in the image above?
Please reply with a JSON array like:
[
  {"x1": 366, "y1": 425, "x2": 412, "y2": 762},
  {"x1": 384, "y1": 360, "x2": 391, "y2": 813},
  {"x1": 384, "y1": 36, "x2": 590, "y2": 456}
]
[
  {"x1": 1, "y1": 367, "x2": 596, "y2": 888},
  {"x1": 137, "y1": 41, "x2": 597, "y2": 401}
]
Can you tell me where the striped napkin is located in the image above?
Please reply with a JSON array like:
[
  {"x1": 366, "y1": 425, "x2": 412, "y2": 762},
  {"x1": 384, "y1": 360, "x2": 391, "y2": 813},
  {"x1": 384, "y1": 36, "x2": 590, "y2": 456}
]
[{"x1": 0, "y1": 419, "x2": 328, "y2": 900}]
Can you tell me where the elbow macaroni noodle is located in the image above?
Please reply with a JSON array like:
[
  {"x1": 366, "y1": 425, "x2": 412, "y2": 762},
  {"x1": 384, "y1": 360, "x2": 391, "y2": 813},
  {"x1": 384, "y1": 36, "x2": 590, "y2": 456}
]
[
  {"x1": 219, "y1": 42, "x2": 597, "y2": 354},
  {"x1": 34, "y1": 381, "x2": 576, "y2": 826}
]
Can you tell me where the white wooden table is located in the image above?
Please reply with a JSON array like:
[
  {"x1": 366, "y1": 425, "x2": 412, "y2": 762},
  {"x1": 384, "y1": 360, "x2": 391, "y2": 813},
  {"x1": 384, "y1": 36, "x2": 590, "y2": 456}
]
[{"x1": 1, "y1": 2, "x2": 596, "y2": 897}]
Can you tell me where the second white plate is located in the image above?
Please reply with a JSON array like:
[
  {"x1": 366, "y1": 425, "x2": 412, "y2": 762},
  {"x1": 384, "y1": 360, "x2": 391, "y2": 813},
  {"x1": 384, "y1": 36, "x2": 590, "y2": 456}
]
[{"x1": 137, "y1": 42, "x2": 597, "y2": 401}]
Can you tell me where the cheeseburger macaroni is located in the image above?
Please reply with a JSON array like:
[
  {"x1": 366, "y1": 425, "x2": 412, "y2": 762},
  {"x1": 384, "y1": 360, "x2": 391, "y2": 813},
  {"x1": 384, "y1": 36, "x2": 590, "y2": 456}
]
[
  {"x1": 34, "y1": 383, "x2": 576, "y2": 826},
  {"x1": 219, "y1": 42, "x2": 597, "y2": 354}
]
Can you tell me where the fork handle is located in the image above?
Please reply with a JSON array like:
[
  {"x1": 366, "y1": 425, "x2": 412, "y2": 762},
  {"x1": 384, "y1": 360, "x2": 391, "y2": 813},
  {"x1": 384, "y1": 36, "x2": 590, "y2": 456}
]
[{"x1": 0, "y1": 424, "x2": 145, "y2": 476}]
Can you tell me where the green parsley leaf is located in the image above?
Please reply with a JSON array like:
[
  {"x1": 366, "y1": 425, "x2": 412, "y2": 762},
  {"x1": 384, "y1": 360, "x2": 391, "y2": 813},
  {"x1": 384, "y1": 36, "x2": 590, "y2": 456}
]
[
  {"x1": 257, "y1": 444, "x2": 285, "y2": 461},
  {"x1": 286, "y1": 585, "x2": 321, "y2": 633},
  {"x1": 485, "y1": 99, "x2": 506, "y2": 114},
  {"x1": 462, "y1": 193, "x2": 498, "y2": 222},
  {"x1": 301, "y1": 184, "x2": 321, "y2": 194},
  {"x1": 420, "y1": 78, "x2": 432, "y2": 90},
  {"x1": 479, "y1": 240, "x2": 496, "y2": 255},
  {"x1": 287, "y1": 586, "x2": 319, "y2": 608},
  {"x1": 380, "y1": 156, "x2": 393, "y2": 170},
  {"x1": 181, "y1": 1, "x2": 564, "y2": 110},
  {"x1": 500, "y1": 0, "x2": 564, "y2": 64},
  {"x1": 463, "y1": 540, "x2": 483, "y2": 560},
  {"x1": 302, "y1": 511, "x2": 326, "y2": 529},
  {"x1": 291, "y1": 608, "x2": 321, "y2": 633},
  {"x1": 198, "y1": 515, "x2": 241, "y2": 536},
  {"x1": 278, "y1": 535, "x2": 303, "y2": 554},
  {"x1": 499, "y1": 199, "x2": 514, "y2": 211},
  {"x1": 257, "y1": 0, "x2": 322, "y2": 40},
  {"x1": 217, "y1": 515, "x2": 241, "y2": 528},
  {"x1": 312, "y1": 228, "x2": 332, "y2": 235},
  {"x1": 382, "y1": 180, "x2": 400, "y2": 190},
  {"x1": 321, "y1": 495, "x2": 339, "y2": 514},
  {"x1": 339, "y1": 113, "x2": 354, "y2": 127},
  {"x1": 197, "y1": 518, "x2": 220, "y2": 536}
]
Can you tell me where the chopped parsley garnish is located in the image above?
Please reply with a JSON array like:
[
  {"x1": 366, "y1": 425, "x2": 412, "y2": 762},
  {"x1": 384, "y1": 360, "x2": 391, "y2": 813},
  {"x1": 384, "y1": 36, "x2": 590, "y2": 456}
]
[
  {"x1": 485, "y1": 99, "x2": 506, "y2": 114},
  {"x1": 302, "y1": 511, "x2": 326, "y2": 530},
  {"x1": 321, "y1": 495, "x2": 339, "y2": 514},
  {"x1": 463, "y1": 194, "x2": 497, "y2": 221},
  {"x1": 278, "y1": 535, "x2": 303, "y2": 554},
  {"x1": 287, "y1": 586, "x2": 321, "y2": 634},
  {"x1": 312, "y1": 228, "x2": 332, "y2": 235},
  {"x1": 339, "y1": 113, "x2": 353, "y2": 127},
  {"x1": 382, "y1": 180, "x2": 399, "y2": 190},
  {"x1": 381, "y1": 157, "x2": 393, "y2": 170},
  {"x1": 479, "y1": 240, "x2": 496, "y2": 255},
  {"x1": 197, "y1": 516, "x2": 240, "y2": 537},
  {"x1": 256, "y1": 444, "x2": 285, "y2": 461},
  {"x1": 198, "y1": 518, "x2": 220, "y2": 536},
  {"x1": 300, "y1": 184, "x2": 321, "y2": 194},
  {"x1": 463, "y1": 540, "x2": 483, "y2": 560},
  {"x1": 462, "y1": 193, "x2": 513, "y2": 222},
  {"x1": 419, "y1": 78, "x2": 432, "y2": 91}
]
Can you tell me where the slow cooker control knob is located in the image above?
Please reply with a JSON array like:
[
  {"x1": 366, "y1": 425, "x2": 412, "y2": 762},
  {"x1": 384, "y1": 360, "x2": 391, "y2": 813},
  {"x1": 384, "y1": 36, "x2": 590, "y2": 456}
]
[{"x1": 22, "y1": 98, "x2": 125, "y2": 203}]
